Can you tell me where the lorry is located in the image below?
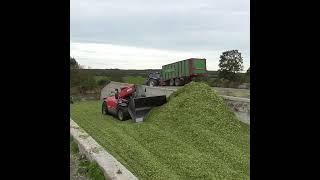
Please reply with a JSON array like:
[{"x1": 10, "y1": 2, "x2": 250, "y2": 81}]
[
  {"x1": 145, "y1": 58, "x2": 207, "y2": 86},
  {"x1": 102, "y1": 85, "x2": 167, "y2": 122}
]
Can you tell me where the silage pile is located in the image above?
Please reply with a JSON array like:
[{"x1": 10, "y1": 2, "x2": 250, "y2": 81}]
[
  {"x1": 71, "y1": 82, "x2": 250, "y2": 179},
  {"x1": 145, "y1": 81, "x2": 250, "y2": 179}
]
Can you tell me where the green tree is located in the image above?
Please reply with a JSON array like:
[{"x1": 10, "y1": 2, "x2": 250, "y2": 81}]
[
  {"x1": 70, "y1": 57, "x2": 97, "y2": 94},
  {"x1": 246, "y1": 67, "x2": 250, "y2": 83},
  {"x1": 218, "y1": 50, "x2": 244, "y2": 81},
  {"x1": 70, "y1": 57, "x2": 81, "y2": 88},
  {"x1": 70, "y1": 56, "x2": 80, "y2": 69},
  {"x1": 77, "y1": 71, "x2": 96, "y2": 93}
]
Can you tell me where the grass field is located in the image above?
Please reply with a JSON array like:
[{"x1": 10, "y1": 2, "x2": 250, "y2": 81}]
[
  {"x1": 71, "y1": 83, "x2": 249, "y2": 179},
  {"x1": 122, "y1": 76, "x2": 145, "y2": 85},
  {"x1": 94, "y1": 75, "x2": 145, "y2": 85},
  {"x1": 94, "y1": 76, "x2": 111, "y2": 82}
]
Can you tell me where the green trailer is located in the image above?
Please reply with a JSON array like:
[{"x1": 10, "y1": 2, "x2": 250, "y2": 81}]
[
  {"x1": 145, "y1": 58, "x2": 207, "y2": 86},
  {"x1": 160, "y1": 58, "x2": 207, "y2": 86}
]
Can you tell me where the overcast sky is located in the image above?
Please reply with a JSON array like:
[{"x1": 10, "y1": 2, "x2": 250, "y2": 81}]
[{"x1": 71, "y1": 0, "x2": 250, "y2": 71}]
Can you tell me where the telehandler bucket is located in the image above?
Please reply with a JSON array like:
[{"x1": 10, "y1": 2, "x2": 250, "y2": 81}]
[{"x1": 128, "y1": 95, "x2": 167, "y2": 122}]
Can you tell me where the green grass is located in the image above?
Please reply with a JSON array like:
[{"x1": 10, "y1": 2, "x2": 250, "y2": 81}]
[
  {"x1": 71, "y1": 82, "x2": 249, "y2": 180},
  {"x1": 70, "y1": 136, "x2": 79, "y2": 154},
  {"x1": 70, "y1": 136, "x2": 106, "y2": 180},
  {"x1": 77, "y1": 157, "x2": 106, "y2": 180},
  {"x1": 122, "y1": 76, "x2": 145, "y2": 85},
  {"x1": 94, "y1": 76, "x2": 111, "y2": 82},
  {"x1": 94, "y1": 75, "x2": 146, "y2": 85}
]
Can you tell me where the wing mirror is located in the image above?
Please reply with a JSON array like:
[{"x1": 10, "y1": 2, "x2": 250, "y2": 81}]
[{"x1": 114, "y1": 89, "x2": 119, "y2": 99}]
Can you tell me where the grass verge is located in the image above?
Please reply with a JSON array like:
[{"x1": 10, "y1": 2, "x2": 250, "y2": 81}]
[{"x1": 70, "y1": 136, "x2": 106, "y2": 180}]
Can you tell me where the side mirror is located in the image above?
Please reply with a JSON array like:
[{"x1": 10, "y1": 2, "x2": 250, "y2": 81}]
[{"x1": 114, "y1": 88, "x2": 119, "y2": 99}]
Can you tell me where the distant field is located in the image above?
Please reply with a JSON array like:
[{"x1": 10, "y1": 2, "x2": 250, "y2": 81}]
[
  {"x1": 82, "y1": 69, "x2": 219, "y2": 80},
  {"x1": 122, "y1": 76, "x2": 145, "y2": 85},
  {"x1": 94, "y1": 76, "x2": 110, "y2": 82},
  {"x1": 94, "y1": 75, "x2": 145, "y2": 85},
  {"x1": 86, "y1": 69, "x2": 248, "y2": 92}
]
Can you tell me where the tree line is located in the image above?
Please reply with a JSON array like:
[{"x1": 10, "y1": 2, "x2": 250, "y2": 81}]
[{"x1": 70, "y1": 57, "x2": 109, "y2": 96}]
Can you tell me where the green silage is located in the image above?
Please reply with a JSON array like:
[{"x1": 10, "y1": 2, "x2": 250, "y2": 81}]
[{"x1": 71, "y1": 82, "x2": 249, "y2": 180}]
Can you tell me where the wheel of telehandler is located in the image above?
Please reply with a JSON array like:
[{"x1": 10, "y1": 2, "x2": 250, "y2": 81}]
[
  {"x1": 117, "y1": 109, "x2": 125, "y2": 121},
  {"x1": 102, "y1": 101, "x2": 108, "y2": 115}
]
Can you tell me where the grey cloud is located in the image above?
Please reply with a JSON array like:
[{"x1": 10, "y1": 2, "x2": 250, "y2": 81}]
[{"x1": 71, "y1": 0, "x2": 250, "y2": 61}]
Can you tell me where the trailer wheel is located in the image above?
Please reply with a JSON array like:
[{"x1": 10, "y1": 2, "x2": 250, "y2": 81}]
[
  {"x1": 180, "y1": 78, "x2": 185, "y2": 86},
  {"x1": 169, "y1": 79, "x2": 175, "y2": 86},
  {"x1": 174, "y1": 78, "x2": 184, "y2": 86},
  {"x1": 164, "y1": 80, "x2": 170, "y2": 86}
]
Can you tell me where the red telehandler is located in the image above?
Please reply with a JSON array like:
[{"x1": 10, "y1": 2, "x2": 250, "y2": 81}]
[{"x1": 102, "y1": 85, "x2": 166, "y2": 122}]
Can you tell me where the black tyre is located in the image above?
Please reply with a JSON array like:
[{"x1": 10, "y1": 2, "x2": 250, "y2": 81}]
[
  {"x1": 102, "y1": 101, "x2": 108, "y2": 115},
  {"x1": 147, "y1": 79, "x2": 158, "y2": 87},
  {"x1": 165, "y1": 80, "x2": 170, "y2": 86},
  {"x1": 180, "y1": 78, "x2": 185, "y2": 86},
  {"x1": 169, "y1": 79, "x2": 175, "y2": 86},
  {"x1": 174, "y1": 78, "x2": 185, "y2": 86},
  {"x1": 117, "y1": 109, "x2": 126, "y2": 121}
]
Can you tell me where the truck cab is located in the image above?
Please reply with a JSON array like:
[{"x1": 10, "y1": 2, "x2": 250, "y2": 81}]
[{"x1": 145, "y1": 72, "x2": 161, "y2": 86}]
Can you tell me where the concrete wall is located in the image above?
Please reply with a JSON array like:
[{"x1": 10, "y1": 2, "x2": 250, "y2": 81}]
[
  {"x1": 100, "y1": 81, "x2": 133, "y2": 100},
  {"x1": 221, "y1": 96, "x2": 250, "y2": 124},
  {"x1": 101, "y1": 82, "x2": 250, "y2": 124},
  {"x1": 144, "y1": 86, "x2": 176, "y2": 98}
]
